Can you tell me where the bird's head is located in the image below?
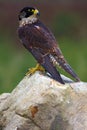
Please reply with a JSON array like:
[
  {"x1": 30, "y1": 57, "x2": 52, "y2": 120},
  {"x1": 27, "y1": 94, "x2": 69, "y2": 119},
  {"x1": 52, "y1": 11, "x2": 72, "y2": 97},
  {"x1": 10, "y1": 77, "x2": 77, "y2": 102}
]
[{"x1": 18, "y1": 7, "x2": 40, "y2": 26}]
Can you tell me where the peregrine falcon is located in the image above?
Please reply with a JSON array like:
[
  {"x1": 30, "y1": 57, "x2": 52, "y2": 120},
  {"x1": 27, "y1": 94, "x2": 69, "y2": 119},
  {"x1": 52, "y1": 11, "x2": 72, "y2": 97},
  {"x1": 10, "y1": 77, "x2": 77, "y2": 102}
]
[{"x1": 18, "y1": 7, "x2": 80, "y2": 84}]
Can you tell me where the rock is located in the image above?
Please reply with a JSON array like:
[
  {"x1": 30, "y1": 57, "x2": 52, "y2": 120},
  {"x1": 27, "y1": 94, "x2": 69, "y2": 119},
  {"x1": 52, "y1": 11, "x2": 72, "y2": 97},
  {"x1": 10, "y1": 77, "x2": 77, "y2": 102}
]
[{"x1": 0, "y1": 71, "x2": 87, "y2": 130}]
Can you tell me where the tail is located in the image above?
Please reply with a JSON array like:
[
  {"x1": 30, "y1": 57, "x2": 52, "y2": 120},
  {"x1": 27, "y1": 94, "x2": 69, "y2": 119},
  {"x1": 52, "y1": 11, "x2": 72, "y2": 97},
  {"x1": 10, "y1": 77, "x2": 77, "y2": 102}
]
[{"x1": 54, "y1": 53, "x2": 80, "y2": 82}]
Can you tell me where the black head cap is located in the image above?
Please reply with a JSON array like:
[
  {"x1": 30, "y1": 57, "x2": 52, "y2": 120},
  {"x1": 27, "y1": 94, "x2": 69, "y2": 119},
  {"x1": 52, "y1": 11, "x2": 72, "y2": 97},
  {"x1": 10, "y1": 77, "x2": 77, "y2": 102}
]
[{"x1": 18, "y1": 7, "x2": 39, "y2": 21}]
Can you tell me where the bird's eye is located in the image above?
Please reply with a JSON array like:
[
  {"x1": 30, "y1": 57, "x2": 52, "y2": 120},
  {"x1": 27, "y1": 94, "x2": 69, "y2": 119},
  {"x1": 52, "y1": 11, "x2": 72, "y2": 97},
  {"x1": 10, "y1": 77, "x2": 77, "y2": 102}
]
[{"x1": 32, "y1": 9, "x2": 34, "y2": 12}]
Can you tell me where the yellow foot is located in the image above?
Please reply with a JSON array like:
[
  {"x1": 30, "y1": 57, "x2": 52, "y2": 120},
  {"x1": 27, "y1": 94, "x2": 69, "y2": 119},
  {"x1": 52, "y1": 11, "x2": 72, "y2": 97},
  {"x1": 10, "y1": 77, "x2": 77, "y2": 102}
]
[{"x1": 26, "y1": 63, "x2": 45, "y2": 75}]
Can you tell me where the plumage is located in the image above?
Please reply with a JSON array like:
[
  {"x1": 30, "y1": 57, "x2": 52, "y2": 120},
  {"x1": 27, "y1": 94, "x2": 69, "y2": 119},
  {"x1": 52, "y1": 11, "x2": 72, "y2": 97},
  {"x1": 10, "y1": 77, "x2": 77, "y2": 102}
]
[{"x1": 18, "y1": 7, "x2": 80, "y2": 84}]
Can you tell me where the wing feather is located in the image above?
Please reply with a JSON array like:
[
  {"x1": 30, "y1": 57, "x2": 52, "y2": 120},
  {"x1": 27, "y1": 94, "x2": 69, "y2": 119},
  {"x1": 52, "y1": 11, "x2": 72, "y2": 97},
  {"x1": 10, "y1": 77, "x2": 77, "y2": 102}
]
[
  {"x1": 18, "y1": 20, "x2": 80, "y2": 82},
  {"x1": 18, "y1": 20, "x2": 62, "y2": 55}
]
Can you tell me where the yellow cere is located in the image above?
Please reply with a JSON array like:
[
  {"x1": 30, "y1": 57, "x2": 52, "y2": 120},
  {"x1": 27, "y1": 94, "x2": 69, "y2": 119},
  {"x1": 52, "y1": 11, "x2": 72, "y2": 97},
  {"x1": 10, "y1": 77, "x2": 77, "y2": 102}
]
[{"x1": 34, "y1": 9, "x2": 39, "y2": 15}]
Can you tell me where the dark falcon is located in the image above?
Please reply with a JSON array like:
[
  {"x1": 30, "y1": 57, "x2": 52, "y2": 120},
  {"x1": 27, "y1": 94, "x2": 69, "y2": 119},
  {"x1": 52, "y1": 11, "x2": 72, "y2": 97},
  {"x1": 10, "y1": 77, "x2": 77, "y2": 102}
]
[{"x1": 18, "y1": 7, "x2": 80, "y2": 84}]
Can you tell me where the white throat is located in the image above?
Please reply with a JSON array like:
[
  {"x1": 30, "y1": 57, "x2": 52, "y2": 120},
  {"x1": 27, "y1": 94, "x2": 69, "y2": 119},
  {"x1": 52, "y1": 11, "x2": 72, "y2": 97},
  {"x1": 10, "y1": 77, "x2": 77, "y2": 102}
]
[{"x1": 19, "y1": 15, "x2": 38, "y2": 27}]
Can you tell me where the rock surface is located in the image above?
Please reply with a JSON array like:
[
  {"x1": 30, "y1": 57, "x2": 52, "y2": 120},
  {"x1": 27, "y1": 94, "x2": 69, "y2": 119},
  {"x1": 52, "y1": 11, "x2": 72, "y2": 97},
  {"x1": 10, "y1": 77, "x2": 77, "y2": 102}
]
[{"x1": 0, "y1": 71, "x2": 87, "y2": 130}]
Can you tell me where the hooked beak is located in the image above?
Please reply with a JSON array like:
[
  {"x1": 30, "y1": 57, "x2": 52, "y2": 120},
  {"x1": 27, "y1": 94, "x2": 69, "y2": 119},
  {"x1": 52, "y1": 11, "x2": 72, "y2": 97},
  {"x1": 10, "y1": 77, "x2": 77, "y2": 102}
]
[{"x1": 34, "y1": 9, "x2": 40, "y2": 16}]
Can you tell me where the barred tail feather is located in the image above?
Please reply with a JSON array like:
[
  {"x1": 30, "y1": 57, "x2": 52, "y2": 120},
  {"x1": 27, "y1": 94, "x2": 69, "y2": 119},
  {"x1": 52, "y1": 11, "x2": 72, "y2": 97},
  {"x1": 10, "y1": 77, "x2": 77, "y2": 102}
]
[{"x1": 57, "y1": 57, "x2": 80, "y2": 82}]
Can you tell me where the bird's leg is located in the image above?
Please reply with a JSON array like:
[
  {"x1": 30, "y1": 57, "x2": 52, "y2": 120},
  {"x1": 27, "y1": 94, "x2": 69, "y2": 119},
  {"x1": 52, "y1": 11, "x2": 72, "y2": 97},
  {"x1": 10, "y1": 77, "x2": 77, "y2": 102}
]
[{"x1": 26, "y1": 63, "x2": 45, "y2": 75}]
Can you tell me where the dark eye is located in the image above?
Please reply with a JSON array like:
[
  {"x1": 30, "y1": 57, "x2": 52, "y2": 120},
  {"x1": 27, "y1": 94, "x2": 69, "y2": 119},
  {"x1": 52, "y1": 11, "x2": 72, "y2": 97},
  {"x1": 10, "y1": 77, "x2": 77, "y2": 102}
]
[
  {"x1": 31, "y1": 9, "x2": 34, "y2": 12},
  {"x1": 25, "y1": 10, "x2": 33, "y2": 17},
  {"x1": 19, "y1": 7, "x2": 36, "y2": 20}
]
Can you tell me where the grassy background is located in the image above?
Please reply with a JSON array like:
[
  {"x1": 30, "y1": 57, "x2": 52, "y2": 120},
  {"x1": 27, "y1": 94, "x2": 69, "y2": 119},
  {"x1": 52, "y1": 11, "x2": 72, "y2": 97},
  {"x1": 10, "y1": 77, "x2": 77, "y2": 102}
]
[{"x1": 0, "y1": 1, "x2": 87, "y2": 93}]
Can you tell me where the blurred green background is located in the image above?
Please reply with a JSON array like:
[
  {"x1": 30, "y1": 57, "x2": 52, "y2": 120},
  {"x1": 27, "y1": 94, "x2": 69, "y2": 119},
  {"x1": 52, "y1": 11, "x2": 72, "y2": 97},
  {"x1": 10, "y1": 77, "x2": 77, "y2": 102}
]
[{"x1": 0, "y1": 0, "x2": 87, "y2": 94}]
